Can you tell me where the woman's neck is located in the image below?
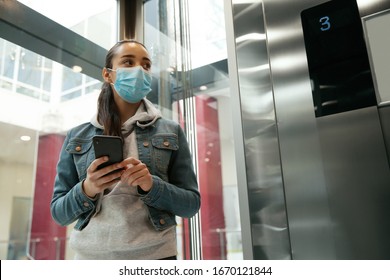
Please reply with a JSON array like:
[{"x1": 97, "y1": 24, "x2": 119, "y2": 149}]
[{"x1": 115, "y1": 95, "x2": 142, "y2": 124}]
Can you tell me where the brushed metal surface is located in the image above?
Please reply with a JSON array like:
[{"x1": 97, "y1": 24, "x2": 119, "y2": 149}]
[
  {"x1": 264, "y1": 0, "x2": 336, "y2": 259},
  {"x1": 226, "y1": 0, "x2": 390, "y2": 259},
  {"x1": 264, "y1": 0, "x2": 390, "y2": 259},
  {"x1": 317, "y1": 107, "x2": 390, "y2": 259},
  {"x1": 224, "y1": 0, "x2": 255, "y2": 260},
  {"x1": 379, "y1": 106, "x2": 390, "y2": 163},
  {"x1": 228, "y1": 0, "x2": 291, "y2": 259}
]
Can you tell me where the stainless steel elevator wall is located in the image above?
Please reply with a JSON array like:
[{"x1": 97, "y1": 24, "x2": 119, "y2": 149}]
[
  {"x1": 226, "y1": 0, "x2": 390, "y2": 259},
  {"x1": 264, "y1": 0, "x2": 336, "y2": 259},
  {"x1": 228, "y1": 1, "x2": 291, "y2": 260}
]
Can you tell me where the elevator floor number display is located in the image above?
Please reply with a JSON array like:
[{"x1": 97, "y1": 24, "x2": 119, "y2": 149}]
[
  {"x1": 301, "y1": 0, "x2": 377, "y2": 117},
  {"x1": 319, "y1": 16, "x2": 331, "y2": 31}
]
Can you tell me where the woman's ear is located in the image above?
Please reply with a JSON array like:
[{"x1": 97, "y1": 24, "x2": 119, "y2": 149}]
[{"x1": 102, "y1": 67, "x2": 112, "y2": 83}]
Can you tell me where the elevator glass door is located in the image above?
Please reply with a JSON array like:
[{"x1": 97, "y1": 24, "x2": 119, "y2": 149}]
[{"x1": 144, "y1": 0, "x2": 243, "y2": 260}]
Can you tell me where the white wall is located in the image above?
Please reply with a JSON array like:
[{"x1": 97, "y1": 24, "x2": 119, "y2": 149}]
[{"x1": 0, "y1": 160, "x2": 36, "y2": 259}]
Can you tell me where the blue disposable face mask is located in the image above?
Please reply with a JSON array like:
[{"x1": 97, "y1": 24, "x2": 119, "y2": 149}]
[{"x1": 108, "y1": 66, "x2": 152, "y2": 103}]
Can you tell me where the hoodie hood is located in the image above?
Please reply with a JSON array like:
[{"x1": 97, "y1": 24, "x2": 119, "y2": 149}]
[{"x1": 90, "y1": 98, "x2": 162, "y2": 135}]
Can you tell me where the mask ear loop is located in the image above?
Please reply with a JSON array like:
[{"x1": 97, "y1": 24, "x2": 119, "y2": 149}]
[
  {"x1": 103, "y1": 67, "x2": 116, "y2": 85},
  {"x1": 104, "y1": 67, "x2": 116, "y2": 86}
]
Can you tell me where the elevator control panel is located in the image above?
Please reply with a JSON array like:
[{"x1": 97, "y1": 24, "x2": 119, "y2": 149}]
[{"x1": 301, "y1": 0, "x2": 377, "y2": 117}]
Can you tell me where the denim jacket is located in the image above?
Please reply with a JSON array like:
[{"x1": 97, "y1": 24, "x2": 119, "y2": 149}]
[{"x1": 51, "y1": 118, "x2": 200, "y2": 231}]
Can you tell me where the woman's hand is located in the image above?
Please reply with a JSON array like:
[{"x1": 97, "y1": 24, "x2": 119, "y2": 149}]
[
  {"x1": 82, "y1": 156, "x2": 123, "y2": 198},
  {"x1": 118, "y1": 157, "x2": 153, "y2": 192}
]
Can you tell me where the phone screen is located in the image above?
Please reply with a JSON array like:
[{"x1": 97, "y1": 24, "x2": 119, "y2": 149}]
[{"x1": 92, "y1": 135, "x2": 123, "y2": 169}]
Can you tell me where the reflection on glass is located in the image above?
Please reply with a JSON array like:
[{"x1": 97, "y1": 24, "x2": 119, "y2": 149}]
[
  {"x1": 0, "y1": 38, "x2": 101, "y2": 259},
  {"x1": 144, "y1": 0, "x2": 242, "y2": 260},
  {"x1": 1, "y1": 0, "x2": 242, "y2": 260},
  {"x1": 17, "y1": 0, "x2": 117, "y2": 49}
]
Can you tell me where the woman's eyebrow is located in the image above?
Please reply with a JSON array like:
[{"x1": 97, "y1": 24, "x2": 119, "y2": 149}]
[
  {"x1": 120, "y1": 54, "x2": 135, "y2": 59},
  {"x1": 120, "y1": 54, "x2": 151, "y2": 63}
]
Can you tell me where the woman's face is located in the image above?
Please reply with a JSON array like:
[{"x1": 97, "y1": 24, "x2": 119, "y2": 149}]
[
  {"x1": 111, "y1": 42, "x2": 152, "y2": 72},
  {"x1": 103, "y1": 42, "x2": 152, "y2": 84}
]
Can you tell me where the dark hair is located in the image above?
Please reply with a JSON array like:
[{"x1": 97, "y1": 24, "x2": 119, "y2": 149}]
[{"x1": 97, "y1": 39, "x2": 148, "y2": 137}]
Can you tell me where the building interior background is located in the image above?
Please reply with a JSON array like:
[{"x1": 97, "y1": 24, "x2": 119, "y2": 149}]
[
  {"x1": 1, "y1": 0, "x2": 389, "y2": 260},
  {"x1": 0, "y1": 0, "x2": 241, "y2": 260}
]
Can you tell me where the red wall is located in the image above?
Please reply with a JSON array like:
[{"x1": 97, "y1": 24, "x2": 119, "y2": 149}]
[
  {"x1": 195, "y1": 96, "x2": 226, "y2": 260},
  {"x1": 29, "y1": 134, "x2": 66, "y2": 260}
]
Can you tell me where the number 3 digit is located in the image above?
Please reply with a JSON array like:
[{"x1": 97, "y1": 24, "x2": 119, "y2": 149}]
[{"x1": 319, "y1": 16, "x2": 331, "y2": 31}]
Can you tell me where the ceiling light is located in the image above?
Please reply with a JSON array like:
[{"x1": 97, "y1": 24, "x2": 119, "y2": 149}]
[
  {"x1": 72, "y1": 65, "x2": 83, "y2": 73},
  {"x1": 20, "y1": 135, "x2": 31, "y2": 141}
]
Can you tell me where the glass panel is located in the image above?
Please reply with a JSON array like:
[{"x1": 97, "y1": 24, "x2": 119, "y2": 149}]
[
  {"x1": 17, "y1": 0, "x2": 117, "y2": 49},
  {"x1": 0, "y1": 37, "x2": 101, "y2": 259},
  {"x1": 0, "y1": 122, "x2": 36, "y2": 260},
  {"x1": 144, "y1": 0, "x2": 242, "y2": 260},
  {"x1": 188, "y1": 0, "x2": 227, "y2": 68},
  {"x1": 1, "y1": 0, "x2": 242, "y2": 260}
]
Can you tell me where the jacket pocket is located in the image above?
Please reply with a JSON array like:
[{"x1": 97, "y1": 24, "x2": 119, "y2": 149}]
[
  {"x1": 151, "y1": 134, "x2": 178, "y2": 175},
  {"x1": 147, "y1": 206, "x2": 177, "y2": 231},
  {"x1": 66, "y1": 138, "x2": 94, "y2": 180}
]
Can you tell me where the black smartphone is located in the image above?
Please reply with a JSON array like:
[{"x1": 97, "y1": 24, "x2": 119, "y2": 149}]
[{"x1": 92, "y1": 135, "x2": 123, "y2": 170}]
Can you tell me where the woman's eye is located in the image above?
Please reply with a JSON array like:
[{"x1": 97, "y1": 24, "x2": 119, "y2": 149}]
[{"x1": 123, "y1": 60, "x2": 134, "y2": 66}]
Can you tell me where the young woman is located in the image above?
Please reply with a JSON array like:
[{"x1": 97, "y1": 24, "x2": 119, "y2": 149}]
[{"x1": 50, "y1": 40, "x2": 200, "y2": 260}]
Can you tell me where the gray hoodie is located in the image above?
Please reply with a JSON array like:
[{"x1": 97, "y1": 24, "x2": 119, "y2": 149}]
[{"x1": 69, "y1": 99, "x2": 177, "y2": 260}]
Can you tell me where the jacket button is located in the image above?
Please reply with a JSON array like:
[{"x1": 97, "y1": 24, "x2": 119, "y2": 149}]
[
  {"x1": 159, "y1": 219, "x2": 166, "y2": 225},
  {"x1": 163, "y1": 141, "x2": 170, "y2": 147},
  {"x1": 83, "y1": 202, "x2": 90, "y2": 207},
  {"x1": 75, "y1": 146, "x2": 82, "y2": 152},
  {"x1": 143, "y1": 141, "x2": 149, "y2": 147}
]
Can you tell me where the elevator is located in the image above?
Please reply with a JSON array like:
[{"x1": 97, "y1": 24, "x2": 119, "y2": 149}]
[{"x1": 225, "y1": 0, "x2": 390, "y2": 259}]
